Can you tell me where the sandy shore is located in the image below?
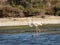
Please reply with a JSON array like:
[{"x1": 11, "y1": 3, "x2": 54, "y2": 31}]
[{"x1": 0, "y1": 16, "x2": 60, "y2": 26}]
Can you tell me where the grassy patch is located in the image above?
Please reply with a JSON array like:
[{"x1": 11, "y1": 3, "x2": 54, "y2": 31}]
[
  {"x1": 40, "y1": 24, "x2": 60, "y2": 28},
  {"x1": 0, "y1": 24, "x2": 60, "y2": 34},
  {"x1": 0, "y1": 24, "x2": 60, "y2": 30}
]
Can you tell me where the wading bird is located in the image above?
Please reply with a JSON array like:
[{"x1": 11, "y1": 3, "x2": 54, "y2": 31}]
[{"x1": 29, "y1": 22, "x2": 42, "y2": 33}]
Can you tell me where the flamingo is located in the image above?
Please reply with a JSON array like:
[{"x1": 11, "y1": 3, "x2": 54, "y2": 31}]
[
  {"x1": 28, "y1": 17, "x2": 42, "y2": 34},
  {"x1": 29, "y1": 22, "x2": 42, "y2": 33}
]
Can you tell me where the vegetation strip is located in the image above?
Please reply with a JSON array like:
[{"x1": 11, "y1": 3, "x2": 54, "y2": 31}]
[{"x1": 0, "y1": 24, "x2": 60, "y2": 34}]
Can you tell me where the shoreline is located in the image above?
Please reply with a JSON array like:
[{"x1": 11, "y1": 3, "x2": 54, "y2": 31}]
[
  {"x1": 0, "y1": 24, "x2": 60, "y2": 34},
  {"x1": 0, "y1": 16, "x2": 60, "y2": 34},
  {"x1": 0, "y1": 30, "x2": 60, "y2": 34}
]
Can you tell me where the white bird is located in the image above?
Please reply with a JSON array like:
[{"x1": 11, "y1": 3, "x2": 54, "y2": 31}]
[{"x1": 28, "y1": 17, "x2": 43, "y2": 27}]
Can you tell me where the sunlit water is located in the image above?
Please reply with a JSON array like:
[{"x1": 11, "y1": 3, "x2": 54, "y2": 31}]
[{"x1": 0, "y1": 33, "x2": 60, "y2": 45}]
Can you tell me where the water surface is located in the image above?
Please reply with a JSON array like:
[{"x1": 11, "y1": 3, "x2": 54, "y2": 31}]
[{"x1": 0, "y1": 33, "x2": 60, "y2": 45}]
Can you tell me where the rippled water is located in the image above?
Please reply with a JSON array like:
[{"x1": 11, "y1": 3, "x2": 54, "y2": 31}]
[{"x1": 0, "y1": 33, "x2": 60, "y2": 45}]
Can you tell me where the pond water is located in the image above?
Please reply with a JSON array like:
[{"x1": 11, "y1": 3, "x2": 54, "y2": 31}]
[{"x1": 0, "y1": 33, "x2": 60, "y2": 45}]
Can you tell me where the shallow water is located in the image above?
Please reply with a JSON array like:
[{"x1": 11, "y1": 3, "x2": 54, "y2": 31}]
[{"x1": 0, "y1": 33, "x2": 60, "y2": 45}]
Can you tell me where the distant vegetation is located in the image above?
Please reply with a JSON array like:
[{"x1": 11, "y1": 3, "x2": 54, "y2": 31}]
[{"x1": 0, "y1": 0, "x2": 60, "y2": 17}]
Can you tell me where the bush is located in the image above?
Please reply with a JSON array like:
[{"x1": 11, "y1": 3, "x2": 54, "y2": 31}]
[{"x1": 53, "y1": 6, "x2": 60, "y2": 16}]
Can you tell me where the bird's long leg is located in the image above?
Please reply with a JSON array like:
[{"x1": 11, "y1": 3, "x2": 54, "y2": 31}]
[
  {"x1": 34, "y1": 26, "x2": 40, "y2": 36},
  {"x1": 35, "y1": 26, "x2": 40, "y2": 33}
]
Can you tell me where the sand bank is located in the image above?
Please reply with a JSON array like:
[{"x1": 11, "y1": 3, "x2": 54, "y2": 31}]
[{"x1": 0, "y1": 16, "x2": 60, "y2": 26}]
